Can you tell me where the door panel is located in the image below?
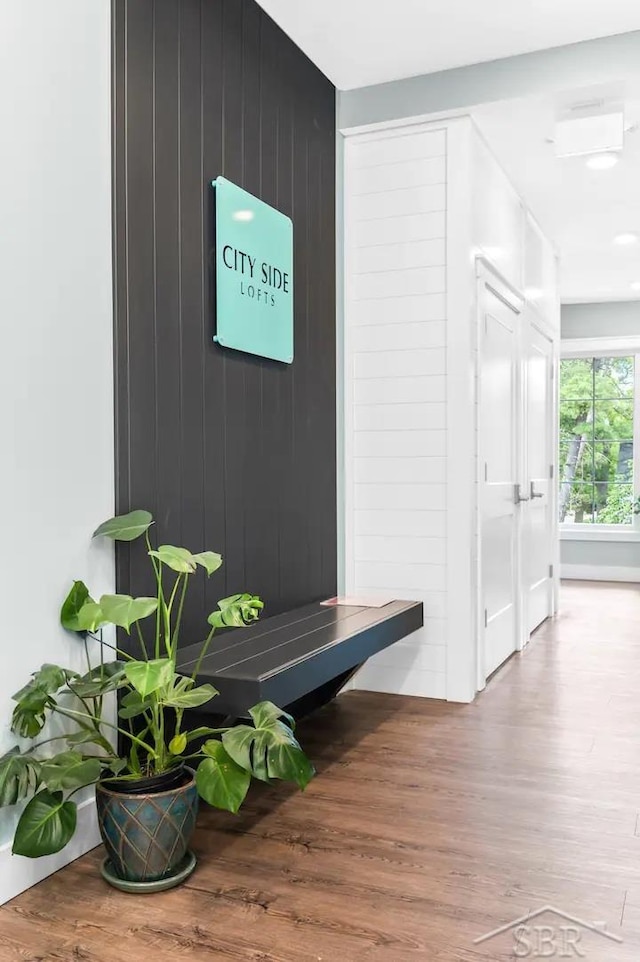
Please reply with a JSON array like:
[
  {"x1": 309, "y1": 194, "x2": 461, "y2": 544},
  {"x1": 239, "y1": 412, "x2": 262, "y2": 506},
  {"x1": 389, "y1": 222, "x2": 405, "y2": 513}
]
[
  {"x1": 480, "y1": 285, "x2": 520, "y2": 678},
  {"x1": 524, "y1": 320, "x2": 554, "y2": 633}
]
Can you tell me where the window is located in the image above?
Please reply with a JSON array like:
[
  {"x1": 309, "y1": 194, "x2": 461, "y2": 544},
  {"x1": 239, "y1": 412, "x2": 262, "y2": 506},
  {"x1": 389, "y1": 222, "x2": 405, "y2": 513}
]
[{"x1": 559, "y1": 354, "x2": 636, "y2": 526}]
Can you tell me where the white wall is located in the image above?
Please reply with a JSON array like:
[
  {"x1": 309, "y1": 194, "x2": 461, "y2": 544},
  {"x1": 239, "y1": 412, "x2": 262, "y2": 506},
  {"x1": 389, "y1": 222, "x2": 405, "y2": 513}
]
[
  {"x1": 562, "y1": 301, "x2": 640, "y2": 339},
  {"x1": 0, "y1": 0, "x2": 113, "y2": 903},
  {"x1": 343, "y1": 126, "x2": 449, "y2": 699},
  {"x1": 342, "y1": 117, "x2": 559, "y2": 703}
]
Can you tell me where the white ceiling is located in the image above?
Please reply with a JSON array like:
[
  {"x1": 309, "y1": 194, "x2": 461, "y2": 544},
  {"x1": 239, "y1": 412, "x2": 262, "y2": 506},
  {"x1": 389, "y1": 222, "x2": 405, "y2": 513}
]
[
  {"x1": 473, "y1": 83, "x2": 640, "y2": 302},
  {"x1": 256, "y1": 0, "x2": 640, "y2": 90}
]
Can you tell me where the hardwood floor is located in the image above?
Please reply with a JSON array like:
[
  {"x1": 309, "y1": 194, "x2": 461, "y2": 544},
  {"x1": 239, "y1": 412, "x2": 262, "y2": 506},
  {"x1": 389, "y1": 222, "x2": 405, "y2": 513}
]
[{"x1": 2, "y1": 580, "x2": 640, "y2": 960}]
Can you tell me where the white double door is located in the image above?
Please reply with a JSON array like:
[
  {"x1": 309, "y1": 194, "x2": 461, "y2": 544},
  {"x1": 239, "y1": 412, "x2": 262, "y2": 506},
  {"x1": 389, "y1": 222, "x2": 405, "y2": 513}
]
[{"x1": 479, "y1": 268, "x2": 556, "y2": 680}]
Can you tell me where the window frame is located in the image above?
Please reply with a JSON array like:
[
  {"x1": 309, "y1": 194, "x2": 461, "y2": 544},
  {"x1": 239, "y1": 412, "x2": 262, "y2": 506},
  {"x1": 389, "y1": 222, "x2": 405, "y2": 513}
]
[{"x1": 559, "y1": 336, "x2": 640, "y2": 541}]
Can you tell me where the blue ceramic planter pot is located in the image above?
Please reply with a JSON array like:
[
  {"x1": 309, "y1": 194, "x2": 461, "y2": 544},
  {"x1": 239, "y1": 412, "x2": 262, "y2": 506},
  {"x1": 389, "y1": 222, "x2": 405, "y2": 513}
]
[{"x1": 96, "y1": 767, "x2": 199, "y2": 883}]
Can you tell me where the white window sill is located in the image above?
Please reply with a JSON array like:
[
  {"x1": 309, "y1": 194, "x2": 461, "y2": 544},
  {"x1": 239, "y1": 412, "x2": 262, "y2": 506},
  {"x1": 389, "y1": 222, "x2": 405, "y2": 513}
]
[{"x1": 560, "y1": 527, "x2": 640, "y2": 542}]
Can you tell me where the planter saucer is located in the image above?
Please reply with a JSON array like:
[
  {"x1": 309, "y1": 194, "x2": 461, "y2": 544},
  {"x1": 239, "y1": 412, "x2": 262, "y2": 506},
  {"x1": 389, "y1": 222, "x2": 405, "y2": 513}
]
[{"x1": 100, "y1": 849, "x2": 197, "y2": 893}]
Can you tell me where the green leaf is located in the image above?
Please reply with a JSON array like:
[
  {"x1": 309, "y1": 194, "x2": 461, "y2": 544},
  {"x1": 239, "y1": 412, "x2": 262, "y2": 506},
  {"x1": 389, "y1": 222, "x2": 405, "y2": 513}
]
[
  {"x1": 40, "y1": 752, "x2": 102, "y2": 792},
  {"x1": 163, "y1": 682, "x2": 218, "y2": 710},
  {"x1": 169, "y1": 734, "x2": 187, "y2": 756},
  {"x1": 13, "y1": 664, "x2": 69, "y2": 702},
  {"x1": 207, "y1": 593, "x2": 264, "y2": 630},
  {"x1": 117, "y1": 689, "x2": 154, "y2": 720},
  {"x1": 266, "y1": 743, "x2": 315, "y2": 790},
  {"x1": 222, "y1": 702, "x2": 313, "y2": 790},
  {"x1": 92, "y1": 510, "x2": 154, "y2": 542},
  {"x1": 124, "y1": 658, "x2": 174, "y2": 699},
  {"x1": 11, "y1": 690, "x2": 53, "y2": 738},
  {"x1": 67, "y1": 662, "x2": 126, "y2": 699},
  {"x1": 0, "y1": 748, "x2": 42, "y2": 807},
  {"x1": 147, "y1": 545, "x2": 197, "y2": 574},
  {"x1": 60, "y1": 581, "x2": 93, "y2": 632},
  {"x1": 192, "y1": 552, "x2": 223, "y2": 576},
  {"x1": 11, "y1": 662, "x2": 73, "y2": 737},
  {"x1": 196, "y1": 741, "x2": 251, "y2": 813},
  {"x1": 222, "y1": 727, "x2": 272, "y2": 782},
  {"x1": 66, "y1": 729, "x2": 107, "y2": 748},
  {"x1": 76, "y1": 601, "x2": 106, "y2": 633},
  {"x1": 98, "y1": 594, "x2": 158, "y2": 633},
  {"x1": 249, "y1": 700, "x2": 296, "y2": 732},
  {"x1": 13, "y1": 790, "x2": 77, "y2": 858},
  {"x1": 185, "y1": 726, "x2": 228, "y2": 744}
]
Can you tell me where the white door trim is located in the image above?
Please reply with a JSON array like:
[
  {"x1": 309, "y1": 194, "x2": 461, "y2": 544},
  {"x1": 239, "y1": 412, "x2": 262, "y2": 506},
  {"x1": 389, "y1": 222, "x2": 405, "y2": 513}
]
[
  {"x1": 522, "y1": 314, "x2": 556, "y2": 636},
  {"x1": 476, "y1": 261, "x2": 524, "y2": 685},
  {"x1": 445, "y1": 120, "x2": 478, "y2": 702}
]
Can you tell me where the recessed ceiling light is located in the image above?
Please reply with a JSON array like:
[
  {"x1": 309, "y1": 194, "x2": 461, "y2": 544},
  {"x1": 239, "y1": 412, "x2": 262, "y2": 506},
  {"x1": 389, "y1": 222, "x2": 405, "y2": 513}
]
[
  {"x1": 630, "y1": 281, "x2": 640, "y2": 291},
  {"x1": 614, "y1": 232, "x2": 639, "y2": 245},
  {"x1": 585, "y1": 151, "x2": 619, "y2": 170}
]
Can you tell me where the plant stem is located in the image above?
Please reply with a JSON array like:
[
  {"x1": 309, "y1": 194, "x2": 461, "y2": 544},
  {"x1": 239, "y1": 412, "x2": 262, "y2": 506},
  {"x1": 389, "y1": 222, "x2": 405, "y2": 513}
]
[
  {"x1": 135, "y1": 621, "x2": 148, "y2": 661},
  {"x1": 86, "y1": 632, "x2": 135, "y2": 662},
  {"x1": 82, "y1": 637, "x2": 92, "y2": 675},
  {"x1": 53, "y1": 705, "x2": 157, "y2": 759},
  {"x1": 191, "y1": 627, "x2": 216, "y2": 681},
  {"x1": 170, "y1": 574, "x2": 189, "y2": 660},
  {"x1": 146, "y1": 531, "x2": 166, "y2": 660}
]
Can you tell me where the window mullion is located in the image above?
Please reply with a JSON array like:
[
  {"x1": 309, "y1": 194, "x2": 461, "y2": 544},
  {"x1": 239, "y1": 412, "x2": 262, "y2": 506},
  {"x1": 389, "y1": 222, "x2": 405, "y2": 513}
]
[
  {"x1": 634, "y1": 353, "x2": 640, "y2": 528},
  {"x1": 591, "y1": 358, "x2": 596, "y2": 523}
]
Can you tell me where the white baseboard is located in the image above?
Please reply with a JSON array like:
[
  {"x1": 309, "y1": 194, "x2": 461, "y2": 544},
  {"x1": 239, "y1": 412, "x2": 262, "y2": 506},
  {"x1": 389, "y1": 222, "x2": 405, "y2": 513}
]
[
  {"x1": 0, "y1": 796, "x2": 100, "y2": 906},
  {"x1": 561, "y1": 564, "x2": 640, "y2": 583}
]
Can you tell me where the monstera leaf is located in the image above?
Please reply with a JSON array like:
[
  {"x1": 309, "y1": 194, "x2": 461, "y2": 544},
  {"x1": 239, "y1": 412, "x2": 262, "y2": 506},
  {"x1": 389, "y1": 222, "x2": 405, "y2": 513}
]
[
  {"x1": 0, "y1": 748, "x2": 42, "y2": 807},
  {"x1": 148, "y1": 545, "x2": 197, "y2": 573},
  {"x1": 13, "y1": 664, "x2": 69, "y2": 702},
  {"x1": 222, "y1": 701, "x2": 314, "y2": 789},
  {"x1": 67, "y1": 662, "x2": 126, "y2": 699},
  {"x1": 13, "y1": 790, "x2": 77, "y2": 858},
  {"x1": 40, "y1": 752, "x2": 102, "y2": 792},
  {"x1": 92, "y1": 510, "x2": 154, "y2": 542},
  {"x1": 192, "y1": 552, "x2": 223, "y2": 576},
  {"x1": 60, "y1": 581, "x2": 93, "y2": 632},
  {"x1": 118, "y1": 688, "x2": 154, "y2": 720},
  {"x1": 75, "y1": 601, "x2": 107, "y2": 633},
  {"x1": 196, "y1": 740, "x2": 251, "y2": 813},
  {"x1": 73, "y1": 595, "x2": 157, "y2": 634},
  {"x1": 207, "y1": 594, "x2": 264, "y2": 630},
  {"x1": 162, "y1": 675, "x2": 218, "y2": 710},
  {"x1": 11, "y1": 665, "x2": 72, "y2": 738},
  {"x1": 98, "y1": 594, "x2": 158, "y2": 633},
  {"x1": 124, "y1": 658, "x2": 173, "y2": 699}
]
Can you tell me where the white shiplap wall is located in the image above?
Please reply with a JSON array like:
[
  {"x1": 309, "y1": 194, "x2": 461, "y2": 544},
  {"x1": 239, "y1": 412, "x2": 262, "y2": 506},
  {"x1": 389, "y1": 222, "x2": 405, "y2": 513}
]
[{"x1": 344, "y1": 127, "x2": 448, "y2": 699}]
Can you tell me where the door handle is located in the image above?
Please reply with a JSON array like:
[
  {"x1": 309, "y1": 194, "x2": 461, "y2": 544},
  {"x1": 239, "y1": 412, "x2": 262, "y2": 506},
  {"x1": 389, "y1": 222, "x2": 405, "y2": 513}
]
[
  {"x1": 530, "y1": 482, "x2": 544, "y2": 499},
  {"x1": 514, "y1": 484, "x2": 530, "y2": 504}
]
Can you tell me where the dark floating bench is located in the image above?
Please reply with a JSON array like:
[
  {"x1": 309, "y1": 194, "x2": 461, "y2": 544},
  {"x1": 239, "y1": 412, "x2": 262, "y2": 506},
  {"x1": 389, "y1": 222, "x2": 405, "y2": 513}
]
[{"x1": 178, "y1": 599, "x2": 424, "y2": 720}]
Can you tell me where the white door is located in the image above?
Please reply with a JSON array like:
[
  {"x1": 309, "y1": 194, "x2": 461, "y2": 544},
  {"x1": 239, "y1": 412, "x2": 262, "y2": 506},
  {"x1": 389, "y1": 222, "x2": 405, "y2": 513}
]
[
  {"x1": 523, "y1": 317, "x2": 555, "y2": 634},
  {"x1": 479, "y1": 276, "x2": 522, "y2": 678}
]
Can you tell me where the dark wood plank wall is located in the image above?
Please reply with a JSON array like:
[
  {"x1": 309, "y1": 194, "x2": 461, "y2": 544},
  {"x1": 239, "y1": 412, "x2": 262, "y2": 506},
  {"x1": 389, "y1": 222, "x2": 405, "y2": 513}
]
[{"x1": 112, "y1": 0, "x2": 336, "y2": 645}]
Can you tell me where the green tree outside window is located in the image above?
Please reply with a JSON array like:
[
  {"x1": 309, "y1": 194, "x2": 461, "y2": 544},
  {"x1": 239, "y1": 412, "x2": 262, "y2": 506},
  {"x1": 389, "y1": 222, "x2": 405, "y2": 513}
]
[{"x1": 559, "y1": 356, "x2": 634, "y2": 525}]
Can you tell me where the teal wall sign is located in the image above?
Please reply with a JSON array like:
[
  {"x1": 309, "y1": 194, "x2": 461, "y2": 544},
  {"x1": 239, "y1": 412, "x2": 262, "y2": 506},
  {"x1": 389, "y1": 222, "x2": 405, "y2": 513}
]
[{"x1": 213, "y1": 177, "x2": 294, "y2": 363}]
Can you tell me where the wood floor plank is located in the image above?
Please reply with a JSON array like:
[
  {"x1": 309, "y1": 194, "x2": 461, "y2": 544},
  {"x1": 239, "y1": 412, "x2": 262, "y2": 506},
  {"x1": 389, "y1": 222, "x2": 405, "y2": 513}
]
[{"x1": 2, "y1": 581, "x2": 640, "y2": 960}]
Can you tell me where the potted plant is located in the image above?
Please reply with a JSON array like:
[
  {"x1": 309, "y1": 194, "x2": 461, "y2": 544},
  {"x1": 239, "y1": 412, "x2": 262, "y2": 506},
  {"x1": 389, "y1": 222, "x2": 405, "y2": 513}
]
[{"x1": 0, "y1": 510, "x2": 314, "y2": 892}]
